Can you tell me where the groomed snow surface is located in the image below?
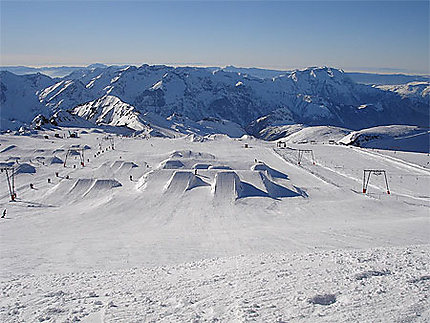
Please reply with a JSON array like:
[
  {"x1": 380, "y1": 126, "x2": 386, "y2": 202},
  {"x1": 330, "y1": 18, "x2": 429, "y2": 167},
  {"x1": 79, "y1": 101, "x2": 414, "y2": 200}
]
[{"x1": 0, "y1": 129, "x2": 429, "y2": 322}]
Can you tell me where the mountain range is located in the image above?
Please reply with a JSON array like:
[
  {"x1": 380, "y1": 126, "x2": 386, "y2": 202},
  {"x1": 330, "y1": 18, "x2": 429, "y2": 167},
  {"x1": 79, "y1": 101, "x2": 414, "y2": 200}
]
[{"x1": 0, "y1": 64, "x2": 428, "y2": 138}]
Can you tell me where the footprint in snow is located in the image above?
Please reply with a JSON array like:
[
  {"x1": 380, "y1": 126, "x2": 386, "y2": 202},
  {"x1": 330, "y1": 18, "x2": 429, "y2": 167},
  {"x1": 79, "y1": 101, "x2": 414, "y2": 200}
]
[
  {"x1": 309, "y1": 293, "x2": 337, "y2": 306},
  {"x1": 355, "y1": 269, "x2": 391, "y2": 280}
]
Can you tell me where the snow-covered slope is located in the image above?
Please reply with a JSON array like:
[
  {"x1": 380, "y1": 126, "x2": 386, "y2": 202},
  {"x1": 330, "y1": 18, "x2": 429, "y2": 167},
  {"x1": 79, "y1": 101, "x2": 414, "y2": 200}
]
[
  {"x1": 73, "y1": 95, "x2": 146, "y2": 131},
  {"x1": 69, "y1": 95, "x2": 246, "y2": 138},
  {"x1": 0, "y1": 130, "x2": 429, "y2": 321},
  {"x1": 1, "y1": 65, "x2": 428, "y2": 134},
  {"x1": 0, "y1": 71, "x2": 55, "y2": 129},
  {"x1": 375, "y1": 82, "x2": 429, "y2": 104},
  {"x1": 339, "y1": 125, "x2": 430, "y2": 153},
  {"x1": 279, "y1": 125, "x2": 351, "y2": 144}
]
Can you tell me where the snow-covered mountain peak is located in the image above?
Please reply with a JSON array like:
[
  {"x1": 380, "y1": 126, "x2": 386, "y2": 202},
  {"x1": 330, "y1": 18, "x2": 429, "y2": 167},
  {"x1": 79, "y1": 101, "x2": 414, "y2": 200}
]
[
  {"x1": 288, "y1": 66, "x2": 348, "y2": 84},
  {"x1": 375, "y1": 81, "x2": 430, "y2": 99},
  {"x1": 1, "y1": 64, "x2": 428, "y2": 134},
  {"x1": 72, "y1": 95, "x2": 147, "y2": 131}
]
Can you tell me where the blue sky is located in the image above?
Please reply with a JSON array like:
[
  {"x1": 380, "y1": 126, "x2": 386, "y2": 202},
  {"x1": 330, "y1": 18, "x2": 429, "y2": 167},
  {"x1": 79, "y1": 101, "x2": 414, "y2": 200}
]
[{"x1": 1, "y1": 0, "x2": 428, "y2": 74}]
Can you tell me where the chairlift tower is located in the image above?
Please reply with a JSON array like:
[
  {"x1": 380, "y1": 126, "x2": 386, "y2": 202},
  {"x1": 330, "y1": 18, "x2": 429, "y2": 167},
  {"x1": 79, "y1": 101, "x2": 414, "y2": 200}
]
[
  {"x1": 362, "y1": 169, "x2": 390, "y2": 194},
  {"x1": 64, "y1": 148, "x2": 85, "y2": 167},
  {"x1": 297, "y1": 149, "x2": 316, "y2": 165},
  {"x1": 1, "y1": 166, "x2": 16, "y2": 201}
]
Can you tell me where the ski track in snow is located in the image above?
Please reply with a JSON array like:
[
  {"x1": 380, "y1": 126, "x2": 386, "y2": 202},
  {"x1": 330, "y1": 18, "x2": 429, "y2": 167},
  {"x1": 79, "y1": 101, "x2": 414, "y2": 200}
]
[
  {"x1": 0, "y1": 130, "x2": 429, "y2": 322},
  {"x1": 350, "y1": 146, "x2": 430, "y2": 175}
]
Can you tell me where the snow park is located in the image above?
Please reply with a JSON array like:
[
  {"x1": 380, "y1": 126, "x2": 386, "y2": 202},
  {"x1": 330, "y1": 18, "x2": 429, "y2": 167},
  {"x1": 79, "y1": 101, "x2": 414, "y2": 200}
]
[{"x1": 0, "y1": 1, "x2": 429, "y2": 322}]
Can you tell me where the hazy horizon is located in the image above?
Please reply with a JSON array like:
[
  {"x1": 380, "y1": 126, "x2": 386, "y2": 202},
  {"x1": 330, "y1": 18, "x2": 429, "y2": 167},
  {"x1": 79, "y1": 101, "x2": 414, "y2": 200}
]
[
  {"x1": 1, "y1": 62, "x2": 429, "y2": 76},
  {"x1": 1, "y1": 1, "x2": 428, "y2": 75}
]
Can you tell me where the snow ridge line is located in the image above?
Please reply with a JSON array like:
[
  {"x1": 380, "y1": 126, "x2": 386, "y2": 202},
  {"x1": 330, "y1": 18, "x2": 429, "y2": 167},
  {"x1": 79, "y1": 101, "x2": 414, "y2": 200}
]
[{"x1": 272, "y1": 148, "x2": 340, "y2": 188}]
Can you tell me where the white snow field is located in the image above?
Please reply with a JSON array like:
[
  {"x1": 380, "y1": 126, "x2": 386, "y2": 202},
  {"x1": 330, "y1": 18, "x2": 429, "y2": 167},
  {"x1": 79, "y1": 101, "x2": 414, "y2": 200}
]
[{"x1": 0, "y1": 129, "x2": 429, "y2": 322}]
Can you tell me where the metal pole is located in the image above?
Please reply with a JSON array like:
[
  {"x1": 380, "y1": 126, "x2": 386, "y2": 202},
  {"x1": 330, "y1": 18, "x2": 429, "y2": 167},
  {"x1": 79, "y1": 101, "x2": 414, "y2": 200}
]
[
  {"x1": 64, "y1": 149, "x2": 69, "y2": 167},
  {"x1": 364, "y1": 170, "x2": 372, "y2": 193},
  {"x1": 363, "y1": 170, "x2": 366, "y2": 193},
  {"x1": 81, "y1": 149, "x2": 85, "y2": 167},
  {"x1": 5, "y1": 169, "x2": 12, "y2": 199},
  {"x1": 11, "y1": 167, "x2": 15, "y2": 198},
  {"x1": 4, "y1": 168, "x2": 14, "y2": 201},
  {"x1": 384, "y1": 171, "x2": 390, "y2": 194}
]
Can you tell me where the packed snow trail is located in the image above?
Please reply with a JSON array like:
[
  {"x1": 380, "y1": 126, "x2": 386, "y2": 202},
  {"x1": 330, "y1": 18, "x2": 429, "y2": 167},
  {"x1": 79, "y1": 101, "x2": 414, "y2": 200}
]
[
  {"x1": 273, "y1": 144, "x2": 430, "y2": 200},
  {"x1": 351, "y1": 146, "x2": 430, "y2": 174}
]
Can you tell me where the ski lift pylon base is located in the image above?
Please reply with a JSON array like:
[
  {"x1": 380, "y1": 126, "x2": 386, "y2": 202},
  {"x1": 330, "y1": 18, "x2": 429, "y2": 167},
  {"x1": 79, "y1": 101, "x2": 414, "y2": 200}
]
[{"x1": 362, "y1": 169, "x2": 390, "y2": 195}]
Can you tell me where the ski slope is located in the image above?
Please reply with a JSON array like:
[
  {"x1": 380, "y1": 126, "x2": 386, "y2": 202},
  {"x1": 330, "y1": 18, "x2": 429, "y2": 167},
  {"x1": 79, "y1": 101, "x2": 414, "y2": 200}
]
[{"x1": 0, "y1": 129, "x2": 428, "y2": 322}]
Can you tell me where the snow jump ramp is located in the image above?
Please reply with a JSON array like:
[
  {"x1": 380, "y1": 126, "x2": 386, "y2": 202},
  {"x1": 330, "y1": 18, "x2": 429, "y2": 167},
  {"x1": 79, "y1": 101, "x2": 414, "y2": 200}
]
[
  {"x1": 83, "y1": 179, "x2": 122, "y2": 198},
  {"x1": 258, "y1": 172, "x2": 300, "y2": 198},
  {"x1": 46, "y1": 178, "x2": 122, "y2": 203},
  {"x1": 251, "y1": 162, "x2": 289, "y2": 179},
  {"x1": 111, "y1": 161, "x2": 139, "y2": 172},
  {"x1": 212, "y1": 171, "x2": 243, "y2": 201},
  {"x1": 69, "y1": 178, "x2": 95, "y2": 198},
  {"x1": 212, "y1": 170, "x2": 302, "y2": 201},
  {"x1": 164, "y1": 171, "x2": 210, "y2": 194}
]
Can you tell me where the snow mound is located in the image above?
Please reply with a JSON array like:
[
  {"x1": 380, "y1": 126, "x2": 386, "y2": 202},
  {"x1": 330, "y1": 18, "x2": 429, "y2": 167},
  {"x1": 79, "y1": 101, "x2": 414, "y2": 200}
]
[
  {"x1": 61, "y1": 178, "x2": 123, "y2": 200},
  {"x1": 251, "y1": 162, "x2": 289, "y2": 179},
  {"x1": 83, "y1": 179, "x2": 122, "y2": 198},
  {"x1": 169, "y1": 150, "x2": 216, "y2": 160},
  {"x1": 212, "y1": 170, "x2": 298, "y2": 201},
  {"x1": 258, "y1": 172, "x2": 301, "y2": 198},
  {"x1": 159, "y1": 159, "x2": 185, "y2": 169},
  {"x1": 48, "y1": 156, "x2": 63, "y2": 164},
  {"x1": 208, "y1": 165, "x2": 232, "y2": 170},
  {"x1": 238, "y1": 170, "x2": 301, "y2": 199},
  {"x1": 111, "y1": 160, "x2": 138, "y2": 171},
  {"x1": 192, "y1": 163, "x2": 211, "y2": 169},
  {"x1": 165, "y1": 171, "x2": 210, "y2": 194},
  {"x1": 118, "y1": 161, "x2": 139, "y2": 172},
  {"x1": 15, "y1": 163, "x2": 36, "y2": 174},
  {"x1": 93, "y1": 161, "x2": 142, "y2": 178}
]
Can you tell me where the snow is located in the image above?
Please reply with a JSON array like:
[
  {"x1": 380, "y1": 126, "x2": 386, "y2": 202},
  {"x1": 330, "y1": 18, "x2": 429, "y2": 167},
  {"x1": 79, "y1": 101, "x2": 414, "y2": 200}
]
[
  {"x1": 0, "y1": 129, "x2": 429, "y2": 321},
  {"x1": 339, "y1": 125, "x2": 430, "y2": 153},
  {"x1": 1, "y1": 246, "x2": 429, "y2": 322},
  {"x1": 376, "y1": 82, "x2": 430, "y2": 100},
  {"x1": 2, "y1": 65, "x2": 428, "y2": 133},
  {"x1": 272, "y1": 125, "x2": 351, "y2": 144}
]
